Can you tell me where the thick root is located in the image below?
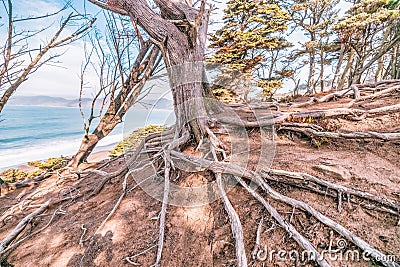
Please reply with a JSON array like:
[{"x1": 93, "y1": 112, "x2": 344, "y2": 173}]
[
  {"x1": 278, "y1": 126, "x2": 400, "y2": 141},
  {"x1": 234, "y1": 174, "x2": 331, "y2": 267},
  {"x1": 0, "y1": 199, "x2": 52, "y2": 261},
  {"x1": 170, "y1": 151, "x2": 399, "y2": 267},
  {"x1": 265, "y1": 169, "x2": 399, "y2": 213},
  {"x1": 153, "y1": 159, "x2": 171, "y2": 267},
  {"x1": 216, "y1": 173, "x2": 247, "y2": 267}
]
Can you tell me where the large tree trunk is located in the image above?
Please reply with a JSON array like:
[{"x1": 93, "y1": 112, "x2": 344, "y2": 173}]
[
  {"x1": 85, "y1": 0, "x2": 212, "y2": 159},
  {"x1": 123, "y1": 0, "x2": 212, "y2": 142},
  {"x1": 69, "y1": 134, "x2": 101, "y2": 167}
]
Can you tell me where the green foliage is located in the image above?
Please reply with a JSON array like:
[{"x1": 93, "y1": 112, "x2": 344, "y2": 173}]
[
  {"x1": 287, "y1": 0, "x2": 340, "y2": 92},
  {"x1": 209, "y1": 1, "x2": 290, "y2": 71},
  {"x1": 332, "y1": 0, "x2": 400, "y2": 82},
  {"x1": 212, "y1": 87, "x2": 240, "y2": 103},
  {"x1": 258, "y1": 79, "x2": 283, "y2": 99},
  {"x1": 334, "y1": 0, "x2": 399, "y2": 35},
  {"x1": 110, "y1": 125, "x2": 167, "y2": 158},
  {"x1": 1, "y1": 156, "x2": 68, "y2": 183},
  {"x1": 28, "y1": 156, "x2": 68, "y2": 171},
  {"x1": 312, "y1": 137, "x2": 331, "y2": 148},
  {"x1": 208, "y1": 0, "x2": 290, "y2": 100},
  {"x1": 0, "y1": 169, "x2": 42, "y2": 183}
]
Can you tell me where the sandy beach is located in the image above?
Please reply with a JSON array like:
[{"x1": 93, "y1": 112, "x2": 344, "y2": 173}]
[{"x1": 6, "y1": 149, "x2": 112, "y2": 173}]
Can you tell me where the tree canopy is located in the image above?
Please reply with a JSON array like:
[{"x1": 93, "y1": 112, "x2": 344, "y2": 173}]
[{"x1": 208, "y1": 0, "x2": 290, "y2": 101}]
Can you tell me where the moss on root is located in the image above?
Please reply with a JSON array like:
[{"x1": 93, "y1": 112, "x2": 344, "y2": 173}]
[
  {"x1": 0, "y1": 156, "x2": 68, "y2": 183},
  {"x1": 28, "y1": 156, "x2": 69, "y2": 171},
  {"x1": 109, "y1": 125, "x2": 168, "y2": 158}
]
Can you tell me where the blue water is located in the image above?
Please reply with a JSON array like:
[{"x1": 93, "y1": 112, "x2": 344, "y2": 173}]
[
  {"x1": 0, "y1": 106, "x2": 87, "y2": 150},
  {"x1": 0, "y1": 105, "x2": 174, "y2": 168}
]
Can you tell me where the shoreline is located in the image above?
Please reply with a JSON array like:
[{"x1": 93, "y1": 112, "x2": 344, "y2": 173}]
[
  {"x1": 1, "y1": 147, "x2": 114, "y2": 173},
  {"x1": 0, "y1": 138, "x2": 120, "y2": 171}
]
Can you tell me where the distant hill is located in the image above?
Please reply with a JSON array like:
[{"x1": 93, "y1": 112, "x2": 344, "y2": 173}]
[
  {"x1": 8, "y1": 95, "x2": 173, "y2": 109},
  {"x1": 8, "y1": 96, "x2": 92, "y2": 108}
]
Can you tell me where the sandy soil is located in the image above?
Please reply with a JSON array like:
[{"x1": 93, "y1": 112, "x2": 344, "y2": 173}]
[
  {"x1": 0, "y1": 96, "x2": 399, "y2": 267},
  {"x1": 86, "y1": 151, "x2": 111, "y2": 163}
]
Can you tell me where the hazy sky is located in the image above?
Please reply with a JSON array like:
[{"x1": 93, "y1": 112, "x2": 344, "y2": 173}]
[
  {"x1": 0, "y1": 0, "x2": 351, "y2": 100},
  {"x1": 0, "y1": 0, "x2": 113, "y2": 99}
]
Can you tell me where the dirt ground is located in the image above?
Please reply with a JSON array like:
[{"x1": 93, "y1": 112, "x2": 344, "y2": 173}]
[{"x1": 0, "y1": 96, "x2": 399, "y2": 267}]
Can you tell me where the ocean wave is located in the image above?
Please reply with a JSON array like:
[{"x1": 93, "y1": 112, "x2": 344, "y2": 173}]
[{"x1": 0, "y1": 133, "x2": 124, "y2": 170}]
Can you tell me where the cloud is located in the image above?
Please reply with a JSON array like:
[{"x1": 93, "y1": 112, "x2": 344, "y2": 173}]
[
  {"x1": 15, "y1": 42, "x2": 90, "y2": 99},
  {"x1": 0, "y1": 0, "x2": 101, "y2": 99}
]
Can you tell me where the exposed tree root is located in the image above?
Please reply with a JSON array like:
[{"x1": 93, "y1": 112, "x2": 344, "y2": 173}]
[
  {"x1": 170, "y1": 151, "x2": 399, "y2": 267},
  {"x1": 262, "y1": 172, "x2": 399, "y2": 216},
  {"x1": 346, "y1": 85, "x2": 400, "y2": 108},
  {"x1": 86, "y1": 167, "x2": 128, "y2": 199},
  {"x1": 278, "y1": 126, "x2": 400, "y2": 141},
  {"x1": 216, "y1": 172, "x2": 247, "y2": 267},
  {"x1": 229, "y1": 102, "x2": 280, "y2": 111},
  {"x1": 219, "y1": 103, "x2": 400, "y2": 128},
  {"x1": 289, "y1": 80, "x2": 400, "y2": 108},
  {"x1": 0, "y1": 199, "x2": 52, "y2": 260},
  {"x1": 289, "y1": 87, "x2": 356, "y2": 108},
  {"x1": 0, "y1": 197, "x2": 75, "y2": 262},
  {"x1": 1, "y1": 100, "x2": 399, "y2": 267},
  {"x1": 234, "y1": 174, "x2": 331, "y2": 267},
  {"x1": 264, "y1": 169, "x2": 400, "y2": 215},
  {"x1": 153, "y1": 159, "x2": 171, "y2": 267},
  {"x1": 257, "y1": 175, "x2": 398, "y2": 267},
  {"x1": 0, "y1": 173, "x2": 52, "y2": 194},
  {"x1": 251, "y1": 215, "x2": 263, "y2": 260},
  {"x1": 125, "y1": 244, "x2": 157, "y2": 265},
  {"x1": 93, "y1": 172, "x2": 129, "y2": 236}
]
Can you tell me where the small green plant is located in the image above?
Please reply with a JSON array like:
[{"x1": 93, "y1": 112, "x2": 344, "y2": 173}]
[
  {"x1": 312, "y1": 137, "x2": 331, "y2": 148},
  {"x1": 0, "y1": 169, "x2": 42, "y2": 183},
  {"x1": 28, "y1": 156, "x2": 68, "y2": 171},
  {"x1": 0, "y1": 156, "x2": 68, "y2": 183},
  {"x1": 110, "y1": 125, "x2": 168, "y2": 158}
]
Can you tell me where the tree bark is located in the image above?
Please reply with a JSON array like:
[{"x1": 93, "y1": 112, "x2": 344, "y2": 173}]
[
  {"x1": 114, "y1": 0, "x2": 212, "y2": 142},
  {"x1": 390, "y1": 44, "x2": 399, "y2": 79},
  {"x1": 338, "y1": 48, "x2": 355, "y2": 90},
  {"x1": 69, "y1": 134, "x2": 101, "y2": 168},
  {"x1": 85, "y1": 0, "x2": 213, "y2": 163},
  {"x1": 375, "y1": 27, "x2": 391, "y2": 82},
  {"x1": 332, "y1": 43, "x2": 345, "y2": 90},
  {"x1": 319, "y1": 48, "x2": 324, "y2": 92},
  {"x1": 307, "y1": 50, "x2": 316, "y2": 94}
]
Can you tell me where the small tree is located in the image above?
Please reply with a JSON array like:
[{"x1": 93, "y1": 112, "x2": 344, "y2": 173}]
[
  {"x1": 208, "y1": 0, "x2": 290, "y2": 101},
  {"x1": 0, "y1": 0, "x2": 95, "y2": 113},
  {"x1": 285, "y1": 0, "x2": 340, "y2": 94},
  {"x1": 68, "y1": 12, "x2": 161, "y2": 168},
  {"x1": 333, "y1": 0, "x2": 400, "y2": 85}
]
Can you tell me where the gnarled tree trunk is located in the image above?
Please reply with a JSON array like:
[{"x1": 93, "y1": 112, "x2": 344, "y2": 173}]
[{"x1": 104, "y1": 0, "x2": 212, "y2": 142}]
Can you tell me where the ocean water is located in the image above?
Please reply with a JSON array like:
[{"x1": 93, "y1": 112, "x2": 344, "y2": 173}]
[{"x1": 0, "y1": 105, "x2": 174, "y2": 169}]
